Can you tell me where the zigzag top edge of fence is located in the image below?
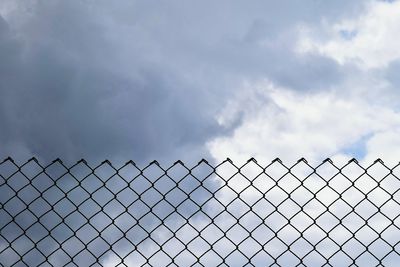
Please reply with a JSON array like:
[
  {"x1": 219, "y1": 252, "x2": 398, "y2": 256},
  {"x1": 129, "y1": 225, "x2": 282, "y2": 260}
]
[{"x1": 0, "y1": 156, "x2": 394, "y2": 170}]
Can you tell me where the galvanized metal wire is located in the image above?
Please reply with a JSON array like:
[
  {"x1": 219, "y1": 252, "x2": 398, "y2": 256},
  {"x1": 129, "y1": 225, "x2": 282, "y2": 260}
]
[{"x1": 1, "y1": 157, "x2": 400, "y2": 266}]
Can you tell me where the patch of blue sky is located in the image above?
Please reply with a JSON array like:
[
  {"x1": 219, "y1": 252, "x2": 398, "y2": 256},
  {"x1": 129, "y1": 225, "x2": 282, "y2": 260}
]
[
  {"x1": 341, "y1": 134, "x2": 372, "y2": 159},
  {"x1": 339, "y1": 29, "x2": 358, "y2": 40}
]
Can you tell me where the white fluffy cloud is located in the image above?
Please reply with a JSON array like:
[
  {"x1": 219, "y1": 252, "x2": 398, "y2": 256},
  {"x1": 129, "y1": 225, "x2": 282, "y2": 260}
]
[
  {"x1": 298, "y1": 0, "x2": 400, "y2": 69},
  {"x1": 208, "y1": 0, "x2": 400, "y2": 167},
  {"x1": 205, "y1": 77, "x2": 400, "y2": 265},
  {"x1": 207, "y1": 80, "x2": 400, "y2": 166},
  {"x1": 202, "y1": 2, "x2": 400, "y2": 265}
]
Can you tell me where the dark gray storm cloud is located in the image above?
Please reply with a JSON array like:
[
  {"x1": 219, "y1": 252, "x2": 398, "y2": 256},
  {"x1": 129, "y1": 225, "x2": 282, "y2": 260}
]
[{"x1": 0, "y1": 0, "x2": 368, "y2": 164}]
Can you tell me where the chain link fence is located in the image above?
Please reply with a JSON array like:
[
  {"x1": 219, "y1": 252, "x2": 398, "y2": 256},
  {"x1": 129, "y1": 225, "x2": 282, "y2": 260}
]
[{"x1": 1, "y1": 157, "x2": 400, "y2": 266}]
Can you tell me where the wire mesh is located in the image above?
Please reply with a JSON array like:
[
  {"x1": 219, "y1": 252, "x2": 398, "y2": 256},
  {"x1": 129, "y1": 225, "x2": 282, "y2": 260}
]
[{"x1": 1, "y1": 157, "x2": 400, "y2": 266}]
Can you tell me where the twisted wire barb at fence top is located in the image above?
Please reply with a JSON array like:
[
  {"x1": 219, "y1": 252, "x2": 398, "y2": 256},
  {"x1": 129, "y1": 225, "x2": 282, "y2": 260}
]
[{"x1": 1, "y1": 157, "x2": 400, "y2": 266}]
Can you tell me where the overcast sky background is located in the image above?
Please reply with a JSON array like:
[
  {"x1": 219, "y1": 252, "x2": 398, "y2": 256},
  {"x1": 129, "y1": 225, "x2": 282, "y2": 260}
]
[
  {"x1": 3, "y1": 1, "x2": 400, "y2": 266},
  {"x1": 1, "y1": 0, "x2": 400, "y2": 166}
]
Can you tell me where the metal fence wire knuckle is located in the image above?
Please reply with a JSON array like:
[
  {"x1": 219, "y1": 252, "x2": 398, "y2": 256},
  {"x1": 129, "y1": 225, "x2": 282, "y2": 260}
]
[
  {"x1": 0, "y1": 158, "x2": 399, "y2": 266},
  {"x1": 322, "y1": 158, "x2": 332, "y2": 163},
  {"x1": 272, "y1": 157, "x2": 282, "y2": 163}
]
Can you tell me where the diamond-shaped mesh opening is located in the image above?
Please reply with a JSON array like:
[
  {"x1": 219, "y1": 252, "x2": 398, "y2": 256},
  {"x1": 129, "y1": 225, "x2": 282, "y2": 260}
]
[
  {"x1": 150, "y1": 224, "x2": 173, "y2": 245},
  {"x1": 380, "y1": 174, "x2": 400, "y2": 195},
  {"x1": 264, "y1": 237, "x2": 288, "y2": 258},
  {"x1": 253, "y1": 172, "x2": 276, "y2": 193},
  {"x1": 0, "y1": 159, "x2": 18, "y2": 179},
  {"x1": 315, "y1": 161, "x2": 339, "y2": 179},
  {"x1": 187, "y1": 236, "x2": 211, "y2": 258},
  {"x1": 22, "y1": 248, "x2": 47, "y2": 266},
  {"x1": 341, "y1": 161, "x2": 365, "y2": 180},
  {"x1": 28, "y1": 198, "x2": 51, "y2": 218},
  {"x1": 355, "y1": 225, "x2": 379, "y2": 245},
  {"x1": 225, "y1": 250, "x2": 249, "y2": 266},
  {"x1": 165, "y1": 187, "x2": 187, "y2": 207},
  {"x1": 316, "y1": 237, "x2": 340, "y2": 258},
  {"x1": 105, "y1": 175, "x2": 128, "y2": 195},
  {"x1": 329, "y1": 250, "x2": 352, "y2": 266},
  {"x1": 31, "y1": 173, "x2": 54, "y2": 193},
  {"x1": 6, "y1": 172, "x2": 30, "y2": 192},
  {"x1": 367, "y1": 161, "x2": 390, "y2": 181},
  {"x1": 87, "y1": 236, "x2": 111, "y2": 257},
  {"x1": 265, "y1": 160, "x2": 288, "y2": 180},
  {"x1": 239, "y1": 161, "x2": 264, "y2": 181},
  {"x1": 278, "y1": 198, "x2": 301, "y2": 219},
  {"x1": 368, "y1": 186, "x2": 392, "y2": 207},
  {"x1": 76, "y1": 223, "x2": 99, "y2": 244},
  {"x1": 227, "y1": 173, "x2": 251, "y2": 193},
  {"x1": 81, "y1": 174, "x2": 103, "y2": 194},
  {"x1": 251, "y1": 250, "x2": 274, "y2": 265},
  {"x1": 265, "y1": 212, "x2": 288, "y2": 232},
  {"x1": 328, "y1": 224, "x2": 352, "y2": 246},
  {"x1": 278, "y1": 224, "x2": 301, "y2": 245},
  {"x1": 303, "y1": 225, "x2": 326, "y2": 245},
  {"x1": 174, "y1": 250, "x2": 197, "y2": 266},
  {"x1": 148, "y1": 250, "x2": 172, "y2": 267},
  {"x1": 112, "y1": 237, "x2": 136, "y2": 258},
  {"x1": 369, "y1": 238, "x2": 394, "y2": 259},
  {"x1": 2, "y1": 158, "x2": 400, "y2": 266},
  {"x1": 355, "y1": 174, "x2": 378, "y2": 194},
  {"x1": 368, "y1": 212, "x2": 392, "y2": 233},
  {"x1": 94, "y1": 162, "x2": 117, "y2": 182},
  {"x1": 278, "y1": 173, "x2": 302, "y2": 194},
  {"x1": 355, "y1": 251, "x2": 380, "y2": 267},
  {"x1": 56, "y1": 173, "x2": 80, "y2": 194},
  {"x1": 290, "y1": 238, "x2": 313, "y2": 258},
  {"x1": 290, "y1": 212, "x2": 314, "y2": 233},
  {"x1": 276, "y1": 251, "x2": 301, "y2": 266},
  {"x1": 265, "y1": 186, "x2": 288, "y2": 206},
  {"x1": 290, "y1": 186, "x2": 314, "y2": 206},
  {"x1": 342, "y1": 186, "x2": 365, "y2": 206},
  {"x1": 162, "y1": 237, "x2": 185, "y2": 257},
  {"x1": 239, "y1": 211, "x2": 263, "y2": 232},
  {"x1": 115, "y1": 187, "x2": 139, "y2": 207},
  {"x1": 20, "y1": 161, "x2": 43, "y2": 179},
  {"x1": 328, "y1": 174, "x2": 352, "y2": 194},
  {"x1": 329, "y1": 198, "x2": 352, "y2": 219},
  {"x1": 215, "y1": 161, "x2": 238, "y2": 180},
  {"x1": 342, "y1": 238, "x2": 365, "y2": 259},
  {"x1": 67, "y1": 186, "x2": 90, "y2": 206},
  {"x1": 4, "y1": 196, "x2": 27, "y2": 217},
  {"x1": 64, "y1": 211, "x2": 88, "y2": 232},
  {"x1": 355, "y1": 199, "x2": 378, "y2": 220},
  {"x1": 17, "y1": 185, "x2": 41, "y2": 205},
  {"x1": 199, "y1": 249, "x2": 223, "y2": 266},
  {"x1": 251, "y1": 224, "x2": 274, "y2": 245},
  {"x1": 303, "y1": 199, "x2": 326, "y2": 219},
  {"x1": 68, "y1": 162, "x2": 92, "y2": 180},
  {"x1": 342, "y1": 212, "x2": 365, "y2": 233},
  {"x1": 303, "y1": 173, "x2": 327, "y2": 194},
  {"x1": 290, "y1": 161, "x2": 314, "y2": 179}
]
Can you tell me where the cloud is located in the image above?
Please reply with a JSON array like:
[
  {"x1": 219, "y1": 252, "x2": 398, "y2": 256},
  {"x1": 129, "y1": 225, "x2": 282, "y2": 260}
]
[
  {"x1": 207, "y1": 80, "x2": 400, "y2": 166},
  {"x1": 0, "y1": 0, "x2": 369, "y2": 164},
  {"x1": 206, "y1": 0, "x2": 400, "y2": 167},
  {"x1": 3, "y1": 1, "x2": 399, "y2": 266},
  {"x1": 201, "y1": 4, "x2": 400, "y2": 263},
  {"x1": 203, "y1": 77, "x2": 400, "y2": 265},
  {"x1": 0, "y1": 1, "x2": 225, "y2": 165},
  {"x1": 298, "y1": 0, "x2": 400, "y2": 69}
]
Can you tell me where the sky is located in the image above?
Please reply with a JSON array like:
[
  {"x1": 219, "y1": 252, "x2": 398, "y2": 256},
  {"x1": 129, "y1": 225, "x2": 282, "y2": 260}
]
[
  {"x1": 2, "y1": 0, "x2": 400, "y2": 167},
  {"x1": 2, "y1": 1, "x2": 400, "y2": 266}
]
